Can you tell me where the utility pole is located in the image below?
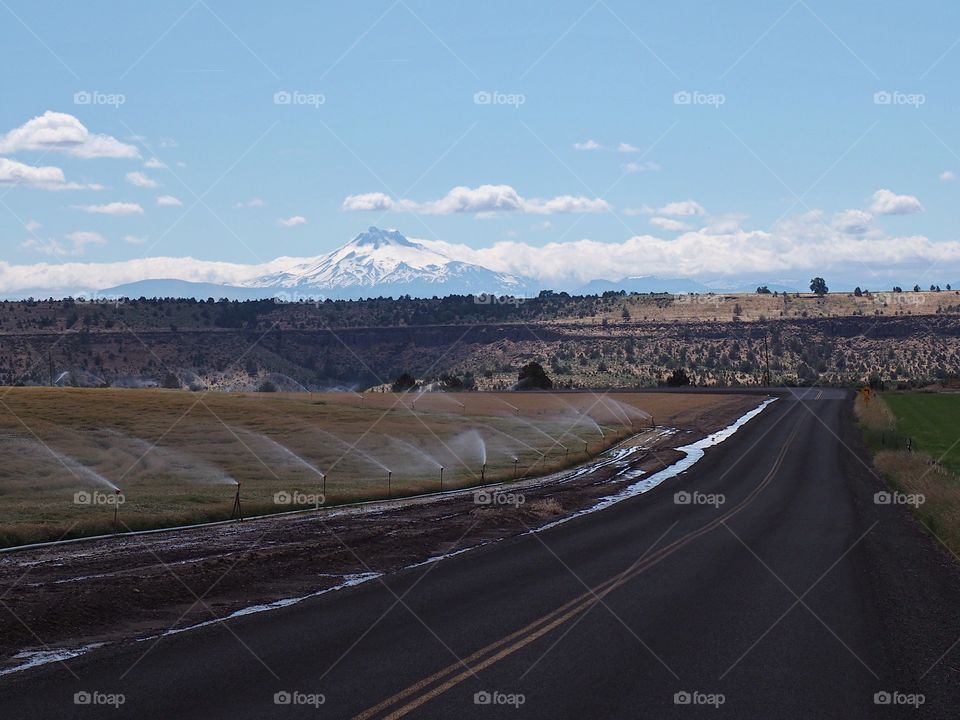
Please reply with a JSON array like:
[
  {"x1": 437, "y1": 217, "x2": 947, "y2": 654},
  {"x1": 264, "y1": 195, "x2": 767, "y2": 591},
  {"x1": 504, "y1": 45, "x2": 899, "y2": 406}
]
[{"x1": 762, "y1": 332, "x2": 772, "y2": 387}]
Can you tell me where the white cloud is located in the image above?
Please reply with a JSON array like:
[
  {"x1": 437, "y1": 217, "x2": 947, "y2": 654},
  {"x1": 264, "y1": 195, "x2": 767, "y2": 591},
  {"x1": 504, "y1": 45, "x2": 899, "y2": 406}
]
[
  {"x1": 25, "y1": 219, "x2": 42, "y2": 232},
  {"x1": 236, "y1": 197, "x2": 266, "y2": 208},
  {"x1": 22, "y1": 230, "x2": 105, "y2": 257},
  {"x1": 75, "y1": 201, "x2": 144, "y2": 215},
  {"x1": 940, "y1": 170, "x2": 955, "y2": 182},
  {"x1": 622, "y1": 160, "x2": 661, "y2": 174},
  {"x1": 869, "y1": 188, "x2": 924, "y2": 215},
  {"x1": 0, "y1": 157, "x2": 100, "y2": 191},
  {"x1": 657, "y1": 200, "x2": 706, "y2": 216},
  {"x1": 832, "y1": 209, "x2": 873, "y2": 235},
  {"x1": 278, "y1": 215, "x2": 306, "y2": 227},
  {"x1": 126, "y1": 171, "x2": 158, "y2": 188},
  {"x1": 156, "y1": 194, "x2": 182, "y2": 207},
  {"x1": 123, "y1": 235, "x2": 147, "y2": 245},
  {"x1": 573, "y1": 140, "x2": 601, "y2": 151},
  {"x1": 414, "y1": 212, "x2": 960, "y2": 284},
  {"x1": 618, "y1": 142, "x2": 640, "y2": 153},
  {"x1": 649, "y1": 217, "x2": 691, "y2": 231},
  {"x1": 0, "y1": 111, "x2": 139, "y2": 159},
  {"x1": 625, "y1": 200, "x2": 706, "y2": 217},
  {"x1": 0, "y1": 255, "x2": 298, "y2": 294},
  {"x1": 342, "y1": 185, "x2": 611, "y2": 216},
  {"x1": 3, "y1": 209, "x2": 960, "y2": 294},
  {"x1": 65, "y1": 231, "x2": 106, "y2": 251},
  {"x1": 144, "y1": 157, "x2": 166, "y2": 169},
  {"x1": 342, "y1": 192, "x2": 393, "y2": 212}
]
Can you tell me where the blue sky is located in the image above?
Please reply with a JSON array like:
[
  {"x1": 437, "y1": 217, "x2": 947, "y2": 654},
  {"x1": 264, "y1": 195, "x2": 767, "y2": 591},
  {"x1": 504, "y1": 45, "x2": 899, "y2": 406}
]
[{"x1": 2, "y1": 0, "x2": 960, "y2": 291}]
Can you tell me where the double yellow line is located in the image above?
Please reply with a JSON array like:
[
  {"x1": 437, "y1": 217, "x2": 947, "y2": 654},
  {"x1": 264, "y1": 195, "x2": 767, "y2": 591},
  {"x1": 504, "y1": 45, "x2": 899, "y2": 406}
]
[{"x1": 355, "y1": 407, "x2": 804, "y2": 720}]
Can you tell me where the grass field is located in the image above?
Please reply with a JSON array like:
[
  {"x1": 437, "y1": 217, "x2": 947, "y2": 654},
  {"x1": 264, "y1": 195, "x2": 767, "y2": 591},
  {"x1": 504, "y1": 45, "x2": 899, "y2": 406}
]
[
  {"x1": 881, "y1": 394, "x2": 960, "y2": 473},
  {"x1": 857, "y1": 392, "x2": 960, "y2": 556},
  {"x1": 0, "y1": 388, "x2": 740, "y2": 546}
]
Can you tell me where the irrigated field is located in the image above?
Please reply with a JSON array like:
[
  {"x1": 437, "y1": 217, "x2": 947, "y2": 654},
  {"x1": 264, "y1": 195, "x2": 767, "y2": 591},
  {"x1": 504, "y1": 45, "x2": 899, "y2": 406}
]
[
  {"x1": 882, "y1": 394, "x2": 960, "y2": 473},
  {"x1": 858, "y1": 391, "x2": 960, "y2": 555},
  {"x1": 0, "y1": 388, "x2": 737, "y2": 546}
]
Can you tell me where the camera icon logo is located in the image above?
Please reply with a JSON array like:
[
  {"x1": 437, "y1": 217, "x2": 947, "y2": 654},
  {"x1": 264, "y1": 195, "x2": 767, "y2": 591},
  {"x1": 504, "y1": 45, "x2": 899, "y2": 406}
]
[
  {"x1": 673, "y1": 90, "x2": 692, "y2": 105},
  {"x1": 473, "y1": 91, "x2": 492, "y2": 105},
  {"x1": 273, "y1": 90, "x2": 292, "y2": 105},
  {"x1": 674, "y1": 491, "x2": 691, "y2": 505},
  {"x1": 474, "y1": 690, "x2": 492, "y2": 705}
]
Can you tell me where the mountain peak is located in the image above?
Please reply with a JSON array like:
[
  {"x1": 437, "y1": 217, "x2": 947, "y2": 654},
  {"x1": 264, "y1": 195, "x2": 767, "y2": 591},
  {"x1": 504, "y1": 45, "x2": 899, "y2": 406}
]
[{"x1": 348, "y1": 226, "x2": 414, "y2": 249}]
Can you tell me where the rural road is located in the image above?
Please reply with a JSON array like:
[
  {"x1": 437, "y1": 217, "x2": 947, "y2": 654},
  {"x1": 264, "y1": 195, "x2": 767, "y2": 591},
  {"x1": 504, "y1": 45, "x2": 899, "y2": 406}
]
[{"x1": 3, "y1": 389, "x2": 959, "y2": 718}]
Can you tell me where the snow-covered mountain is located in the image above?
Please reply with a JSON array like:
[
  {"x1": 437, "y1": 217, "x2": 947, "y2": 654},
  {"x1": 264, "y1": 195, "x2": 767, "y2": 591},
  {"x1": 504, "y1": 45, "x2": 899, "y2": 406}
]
[
  {"x1": 95, "y1": 227, "x2": 531, "y2": 301},
  {"x1": 243, "y1": 226, "x2": 529, "y2": 299}
]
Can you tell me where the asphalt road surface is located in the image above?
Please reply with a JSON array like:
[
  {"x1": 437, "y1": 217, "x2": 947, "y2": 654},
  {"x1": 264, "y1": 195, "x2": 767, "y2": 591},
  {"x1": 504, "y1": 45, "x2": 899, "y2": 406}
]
[{"x1": 3, "y1": 389, "x2": 959, "y2": 718}]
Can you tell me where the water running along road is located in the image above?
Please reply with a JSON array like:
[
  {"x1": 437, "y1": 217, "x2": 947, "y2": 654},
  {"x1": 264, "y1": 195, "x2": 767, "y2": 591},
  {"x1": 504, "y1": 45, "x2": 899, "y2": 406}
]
[{"x1": 2, "y1": 389, "x2": 959, "y2": 718}]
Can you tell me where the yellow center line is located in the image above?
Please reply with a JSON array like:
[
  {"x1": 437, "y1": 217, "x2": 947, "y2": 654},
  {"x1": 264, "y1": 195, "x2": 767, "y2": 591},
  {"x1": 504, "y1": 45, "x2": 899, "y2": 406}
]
[{"x1": 354, "y1": 407, "x2": 804, "y2": 719}]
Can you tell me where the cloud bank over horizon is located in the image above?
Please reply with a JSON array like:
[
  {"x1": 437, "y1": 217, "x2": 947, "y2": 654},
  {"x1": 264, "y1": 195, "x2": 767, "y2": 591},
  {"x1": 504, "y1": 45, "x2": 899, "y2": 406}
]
[{"x1": 3, "y1": 209, "x2": 959, "y2": 296}]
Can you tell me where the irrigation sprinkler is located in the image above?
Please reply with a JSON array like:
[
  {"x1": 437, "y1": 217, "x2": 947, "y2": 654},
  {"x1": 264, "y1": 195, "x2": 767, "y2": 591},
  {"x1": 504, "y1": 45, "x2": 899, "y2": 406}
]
[
  {"x1": 480, "y1": 463, "x2": 486, "y2": 483},
  {"x1": 113, "y1": 489, "x2": 121, "y2": 533},
  {"x1": 387, "y1": 471, "x2": 392, "y2": 497},
  {"x1": 564, "y1": 446, "x2": 569, "y2": 459},
  {"x1": 584, "y1": 440, "x2": 591, "y2": 458},
  {"x1": 513, "y1": 458, "x2": 519, "y2": 479},
  {"x1": 231, "y1": 483, "x2": 243, "y2": 521},
  {"x1": 439, "y1": 466, "x2": 444, "y2": 490}
]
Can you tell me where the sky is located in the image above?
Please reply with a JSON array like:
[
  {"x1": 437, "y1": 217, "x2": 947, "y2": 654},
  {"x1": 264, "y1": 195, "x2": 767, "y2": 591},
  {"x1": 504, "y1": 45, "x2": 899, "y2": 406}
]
[{"x1": 2, "y1": 0, "x2": 960, "y2": 293}]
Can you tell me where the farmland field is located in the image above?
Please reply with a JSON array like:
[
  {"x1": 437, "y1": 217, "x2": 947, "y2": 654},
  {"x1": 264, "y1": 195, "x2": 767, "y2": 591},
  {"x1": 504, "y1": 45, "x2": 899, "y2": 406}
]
[
  {"x1": 0, "y1": 388, "x2": 740, "y2": 546},
  {"x1": 882, "y1": 393, "x2": 960, "y2": 473}
]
